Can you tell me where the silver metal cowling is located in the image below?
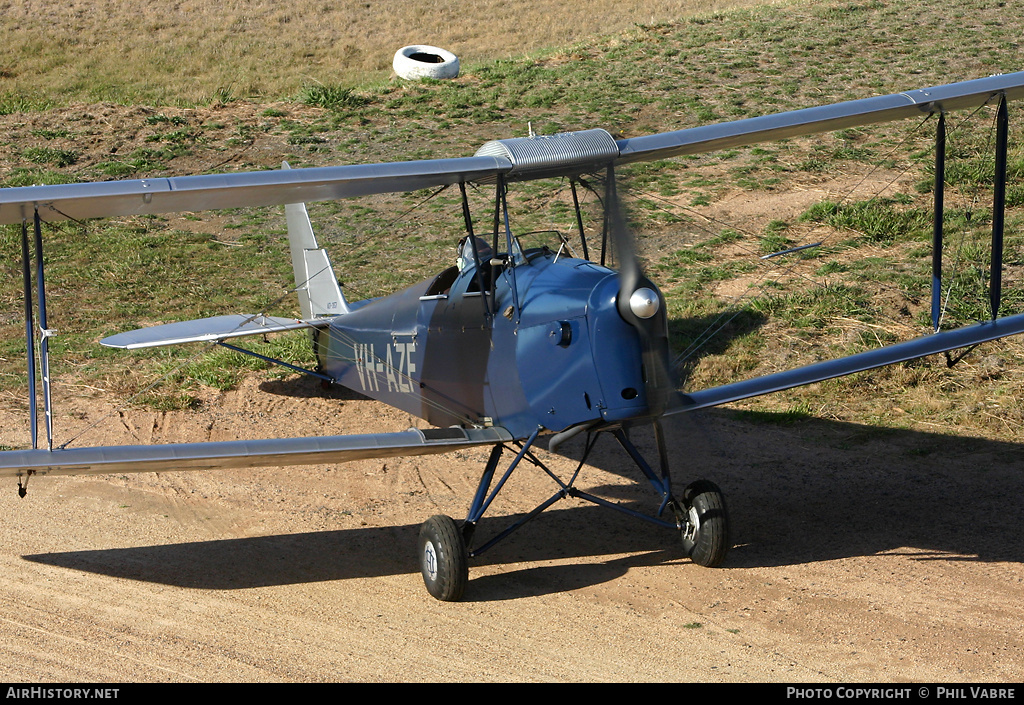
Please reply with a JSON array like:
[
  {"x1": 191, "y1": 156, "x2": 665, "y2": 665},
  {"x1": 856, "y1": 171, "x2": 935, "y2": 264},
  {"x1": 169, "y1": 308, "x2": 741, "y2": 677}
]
[{"x1": 474, "y1": 129, "x2": 620, "y2": 181}]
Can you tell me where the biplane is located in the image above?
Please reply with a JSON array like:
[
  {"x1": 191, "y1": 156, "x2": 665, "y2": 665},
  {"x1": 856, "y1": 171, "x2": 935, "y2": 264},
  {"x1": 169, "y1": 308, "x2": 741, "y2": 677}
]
[{"x1": 2, "y1": 72, "x2": 1024, "y2": 600}]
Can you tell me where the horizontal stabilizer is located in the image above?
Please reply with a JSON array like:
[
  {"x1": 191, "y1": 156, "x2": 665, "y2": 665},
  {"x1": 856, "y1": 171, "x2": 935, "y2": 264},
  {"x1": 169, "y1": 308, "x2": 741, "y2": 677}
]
[
  {"x1": 675, "y1": 312, "x2": 1024, "y2": 413},
  {"x1": 101, "y1": 314, "x2": 327, "y2": 350},
  {"x1": 0, "y1": 426, "x2": 513, "y2": 478}
]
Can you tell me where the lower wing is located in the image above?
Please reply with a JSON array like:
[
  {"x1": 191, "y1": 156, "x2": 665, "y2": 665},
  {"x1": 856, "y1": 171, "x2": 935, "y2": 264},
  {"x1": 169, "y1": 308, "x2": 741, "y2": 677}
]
[
  {"x1": 674, "y1": 312, "x2": 1024, "y2": 413},
  {"x1": 0, "y1": 426, "x2": 512, "y2": 478}
]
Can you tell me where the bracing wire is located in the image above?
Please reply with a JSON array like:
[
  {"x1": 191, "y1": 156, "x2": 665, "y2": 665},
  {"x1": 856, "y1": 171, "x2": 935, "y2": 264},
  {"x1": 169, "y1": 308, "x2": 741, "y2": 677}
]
[
  {"x1": 601, "y1": 113, "x2": 972, "y2": 376},
  {"x1": 43, "y1": 183, "x2": 485, "y2": 449}
]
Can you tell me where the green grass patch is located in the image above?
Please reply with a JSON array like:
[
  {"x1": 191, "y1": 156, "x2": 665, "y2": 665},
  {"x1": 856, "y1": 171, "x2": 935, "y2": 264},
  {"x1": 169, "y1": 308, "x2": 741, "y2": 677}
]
[{"x1": 800, "y1": 199, "x2": 932, "y2": 244}]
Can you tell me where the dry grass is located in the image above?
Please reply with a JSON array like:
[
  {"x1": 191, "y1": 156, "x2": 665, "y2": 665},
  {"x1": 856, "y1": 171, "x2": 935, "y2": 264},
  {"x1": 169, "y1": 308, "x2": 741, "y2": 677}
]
[
  {"x1": 2, "y1": 0, "x2": 1024, "y2": 446},
  {"x1": 0, "y1": 0, "x2": 778, "y2": 105}
]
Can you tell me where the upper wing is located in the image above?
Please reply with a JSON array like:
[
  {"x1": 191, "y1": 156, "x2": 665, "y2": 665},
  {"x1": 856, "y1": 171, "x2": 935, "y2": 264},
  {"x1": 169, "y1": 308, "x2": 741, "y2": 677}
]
[
  {"x1": 0, "y1": 426, "x2": 512, "y2": 478},
  {"x1": 1, "y1": 72, "x2": 1022, "y2": 223},
  {"x1": 0, "y1": 156, "x2": 512, "y2": 225},
  {"x1": 615, "y1": 71, "x2": 1024, "y2": 164}
]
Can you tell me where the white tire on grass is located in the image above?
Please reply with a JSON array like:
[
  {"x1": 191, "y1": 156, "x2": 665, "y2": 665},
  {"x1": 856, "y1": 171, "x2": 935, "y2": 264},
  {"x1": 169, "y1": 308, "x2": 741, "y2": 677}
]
[{"x1": 393, "y1": 45, "x2": 460, "y2": 80}]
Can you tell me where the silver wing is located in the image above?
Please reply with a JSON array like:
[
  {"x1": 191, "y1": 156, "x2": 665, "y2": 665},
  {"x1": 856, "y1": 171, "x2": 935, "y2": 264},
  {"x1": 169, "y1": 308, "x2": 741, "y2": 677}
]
[
  {"x1": 675, "y1": 313, "x2": 1024, "y2": 413},
  {"x1": 0, "y1": 427, "x2": 512, "y2": 478},
  {"x1": 615, "y1": 72, "x2": 1024, "y2": 163},
  {"x1": 0, "y1": 156, "x2": 512, "y2": 224}
]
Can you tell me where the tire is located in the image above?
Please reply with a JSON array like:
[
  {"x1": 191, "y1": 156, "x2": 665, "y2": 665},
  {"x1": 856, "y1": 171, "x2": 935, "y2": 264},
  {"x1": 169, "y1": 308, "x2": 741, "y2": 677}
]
[
  {"x1": 679, "y1": 480, "x2": 730, "y2": 568},
  {"x1": 393, "y1": 45, "x2": 460, "y2": 80},
  {"x1": 418, "y1": 514, "x2": 469, "y2": 601}
]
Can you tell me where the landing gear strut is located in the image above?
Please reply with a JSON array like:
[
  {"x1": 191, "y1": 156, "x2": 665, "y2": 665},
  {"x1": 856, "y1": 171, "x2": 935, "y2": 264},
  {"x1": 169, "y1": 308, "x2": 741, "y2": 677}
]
[{"x1": 415, "y1": 424, "x2": 731, "y2": 601}]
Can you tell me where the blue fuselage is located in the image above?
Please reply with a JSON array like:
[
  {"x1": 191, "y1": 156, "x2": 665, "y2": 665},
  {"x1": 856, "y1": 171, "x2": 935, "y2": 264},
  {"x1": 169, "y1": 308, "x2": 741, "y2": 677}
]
[{"x1": 319, "y1": 250, "x2": 654, "y2": 440}]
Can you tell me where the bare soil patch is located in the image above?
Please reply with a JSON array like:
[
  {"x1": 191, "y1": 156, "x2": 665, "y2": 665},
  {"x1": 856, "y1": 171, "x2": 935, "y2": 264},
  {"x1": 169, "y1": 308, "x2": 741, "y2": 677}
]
[{"x1": 0, "y1": 375, "x2": 1022, "y2": 682}]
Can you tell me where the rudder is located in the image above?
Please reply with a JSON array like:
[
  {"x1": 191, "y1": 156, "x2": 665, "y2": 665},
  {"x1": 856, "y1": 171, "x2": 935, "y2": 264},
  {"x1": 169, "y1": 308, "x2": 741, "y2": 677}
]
[{"x1": 283, "y1": 163, "x2": 349, "y2": 319}]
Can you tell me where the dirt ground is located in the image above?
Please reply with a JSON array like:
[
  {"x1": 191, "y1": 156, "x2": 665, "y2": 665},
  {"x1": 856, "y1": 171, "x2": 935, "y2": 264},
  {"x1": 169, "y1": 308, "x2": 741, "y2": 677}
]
[{"x1": 0, "y1": 373, "x2": 1022, "y2": 683}]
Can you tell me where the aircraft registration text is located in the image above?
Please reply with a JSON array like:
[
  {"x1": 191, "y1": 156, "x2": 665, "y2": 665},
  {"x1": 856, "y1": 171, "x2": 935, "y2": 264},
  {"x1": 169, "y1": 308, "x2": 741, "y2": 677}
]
[{"x1": 353, "y1": 342, "x2": 417, "y2": 394}]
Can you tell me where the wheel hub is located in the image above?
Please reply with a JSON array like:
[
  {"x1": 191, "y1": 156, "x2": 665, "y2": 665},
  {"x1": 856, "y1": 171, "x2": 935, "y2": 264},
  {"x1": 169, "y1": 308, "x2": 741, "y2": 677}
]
[
  {"x1": 423, "y1": 541, "x2": 438, "y2": 582},
  {"x1": 682, "y1": 504, "x2": 700, "y2": 542}
]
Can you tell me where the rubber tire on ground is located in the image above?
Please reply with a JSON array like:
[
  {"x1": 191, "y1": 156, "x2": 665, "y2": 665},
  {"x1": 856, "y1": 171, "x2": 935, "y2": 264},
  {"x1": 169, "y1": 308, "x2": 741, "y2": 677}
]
[
  {"x1": 679, "y1": 480, "x2": 730, "y2": 568},
  {"x1": 418, "y1": 514, "x2": 469, "y2": 601},
  {"x1": 393, "y1": 45, "x2": 460, "y2": 80}
]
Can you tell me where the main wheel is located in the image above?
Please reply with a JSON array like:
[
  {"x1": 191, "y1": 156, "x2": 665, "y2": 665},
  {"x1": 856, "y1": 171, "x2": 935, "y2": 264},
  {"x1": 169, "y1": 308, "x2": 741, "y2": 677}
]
[
  {"x1": 679, "y1": 480, "x2": 730, "y2": 568},
  {"x1": 418, "y1": 514, "x2": 469, "y2": 601}
]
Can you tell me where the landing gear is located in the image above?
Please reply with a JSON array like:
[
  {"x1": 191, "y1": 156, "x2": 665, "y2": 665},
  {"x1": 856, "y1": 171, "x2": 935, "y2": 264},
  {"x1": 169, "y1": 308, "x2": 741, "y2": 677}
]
[
  {"x1": 679, "y1": 480, "x2": 730, "y2": 568},
  {"x1": 414, "y1": 429, "x2": 731, "y2": 601},
  {"x1": 418, "y1": 514, "x2": 468, "y2": 601}
]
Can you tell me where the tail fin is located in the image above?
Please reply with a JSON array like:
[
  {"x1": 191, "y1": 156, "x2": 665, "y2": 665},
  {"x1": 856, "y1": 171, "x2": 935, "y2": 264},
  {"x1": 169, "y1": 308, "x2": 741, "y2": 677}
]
[{"x1": 283, "y1": 163, "x2": 349, "y2": 319}]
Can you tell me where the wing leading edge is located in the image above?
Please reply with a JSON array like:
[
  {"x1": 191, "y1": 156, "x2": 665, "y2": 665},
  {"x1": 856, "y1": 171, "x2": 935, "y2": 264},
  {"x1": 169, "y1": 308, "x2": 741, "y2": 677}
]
[
  {"x1": 675, "y1": 312, "x2": 1024, "y2": 413},
  {"x1": 0, "y1": 426, "x2": 513, "y2": 478},
  {"x1": 0, "y1": 156, "x2": 513, "y2": 225},
  {"x1": 615, "y1": 71, "x2": 1024, "y2": 164}
]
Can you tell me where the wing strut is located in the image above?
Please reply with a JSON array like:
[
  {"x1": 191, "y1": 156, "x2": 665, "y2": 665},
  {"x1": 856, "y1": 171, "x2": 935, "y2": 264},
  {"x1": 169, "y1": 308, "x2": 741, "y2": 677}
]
[
  {"x1": 497, "y1": 175, "x2": 522, "y2": 322},
  {"x1": 458, "y1": 181, "x2": 492, "y2": 320},
  {"x1": 569, "y1": 178, "x2": 590, "y2": 261},
  {"x1": 19, "y1": 217, "x2": 37, "y2": 455},
  {"x1": 32, "y1": 210, "x2": 55, "y2": 452},
  {"x1": 19, "y1": 211, "x2": 56, "y2": 456},
  {"x1": 16, "y1": 210, "x2": 57, "y2": 494},
  {"x1": 932, "y1": 111, "x2": 946, "y2": 332},
  {"x1": 990, "y1": 94, "x2": 1009, "y2": 320},
  {"x1": 600, "y1": 165, "x2": 612, "y2": 267}
]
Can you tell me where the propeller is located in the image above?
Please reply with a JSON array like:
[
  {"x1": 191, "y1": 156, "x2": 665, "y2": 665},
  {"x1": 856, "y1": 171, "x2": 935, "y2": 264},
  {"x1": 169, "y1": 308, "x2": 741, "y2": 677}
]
[{"x1": 604, "y1": 167, "x2": 678, "y2": 417}]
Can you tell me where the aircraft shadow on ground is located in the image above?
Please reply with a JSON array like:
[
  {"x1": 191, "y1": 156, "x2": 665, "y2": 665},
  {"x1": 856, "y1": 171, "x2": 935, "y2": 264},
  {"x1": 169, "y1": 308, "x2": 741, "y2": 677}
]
[
  {"x1": 22, "y1": 509, "x2": 677, "y2": 602},
  {"x1": 557, "y1": 409, "x2": 1024, "y2": 567},
  {"x1": 258, "y1": 374, "x2": 370, "y2": 401},
  {"x1": 24, "y1": 410, "x2": 1024, "y2": 600}
]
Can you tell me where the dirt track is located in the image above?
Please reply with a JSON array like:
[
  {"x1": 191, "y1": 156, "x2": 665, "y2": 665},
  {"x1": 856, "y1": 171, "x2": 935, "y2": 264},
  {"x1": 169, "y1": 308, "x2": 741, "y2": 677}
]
[{"x1": 0, "y1": 375, "x2": 1022, "y2": 682}]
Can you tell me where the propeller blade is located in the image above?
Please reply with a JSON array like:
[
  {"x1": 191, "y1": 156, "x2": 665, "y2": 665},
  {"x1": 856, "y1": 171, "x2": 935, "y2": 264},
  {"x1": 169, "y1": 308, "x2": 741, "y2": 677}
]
[
  {"x1": 606, "y1": 172, "x2": 639, "y2": 296},
  {"x1": 605, "y1": 168, "x2": 677, "y2": 417}
]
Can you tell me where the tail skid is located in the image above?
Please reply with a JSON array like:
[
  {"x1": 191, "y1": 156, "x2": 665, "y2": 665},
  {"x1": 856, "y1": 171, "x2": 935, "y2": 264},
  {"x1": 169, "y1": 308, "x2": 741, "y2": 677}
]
[{"x1": 283, "y1": 163, "x2": 349, "y2": 319}]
